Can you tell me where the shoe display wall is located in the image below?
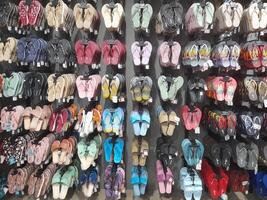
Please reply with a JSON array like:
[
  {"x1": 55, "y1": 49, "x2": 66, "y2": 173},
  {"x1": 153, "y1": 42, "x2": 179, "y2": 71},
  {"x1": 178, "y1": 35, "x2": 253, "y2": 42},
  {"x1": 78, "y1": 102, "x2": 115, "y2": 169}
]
[{"x1": 0, "y1": 0, "x2": 267, "y2": 200}]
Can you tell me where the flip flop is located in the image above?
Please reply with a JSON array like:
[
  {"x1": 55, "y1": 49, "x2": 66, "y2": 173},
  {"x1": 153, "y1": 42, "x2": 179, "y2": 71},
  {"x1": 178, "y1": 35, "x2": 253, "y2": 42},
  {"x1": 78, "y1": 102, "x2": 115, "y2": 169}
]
[
  {"x1": 168, "y1": 76, "x2": 184, "y2": 101},
  {"x1": 158, "y1": 108, "x2": 169, "y2": 135},
  {"x1": 102, "y1": 109, "x2": 112, "y2": 133},
  {"x1": 114, "y1": 138, "x2": 124, "y2": 164},
  {"x1": 130, "y1": 111, "x2": 141, "y2": 136},
  {"x1": 166, "y1": 111, "x2": 177, "y2": 136},
  {"x1": 158, "y1": 75, "x2": 169, "y2": 101},
  {"x1": 104, "y1": 137, "x2": 113, "y2": 163},
  {"x1": 139, "y1": 166, "x2": 148, "y2": 195},
  {"x1": 156, "y1": 160, "x2": 166, "y2": 194},
  {"x1": 101, "y1": 75, "x2": 110, "y2": 99},
  {"x1": 142, "y1": 76, "x2": 152, "y2": 101},
  {"x1": 113, "y1": 107, "x2": 124, "y2": 134}
]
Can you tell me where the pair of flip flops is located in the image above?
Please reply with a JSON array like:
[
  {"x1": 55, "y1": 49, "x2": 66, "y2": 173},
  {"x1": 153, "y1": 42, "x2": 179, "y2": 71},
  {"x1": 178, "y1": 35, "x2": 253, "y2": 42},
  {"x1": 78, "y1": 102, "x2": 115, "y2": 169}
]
[
  {"x1": 102, "y1": 107, "x2": 124, "y2": 136},
  {"x1": 104, "y1": 164, "x2": 125, "y2": 199},
  {"x1": 18, "y1": 0, "x2": 45, "y2": 29},
  {"x1": 48, "y1": 73, "x2": 76, "y2": 102},
  {"x1": 155, "y1": 1, "x2": 183, "y2": 35},
  {"x1": 102, "y1": 40, "x2": 126, "y2": 66},
  {"x1": 206, "y1": 76, "x2": 237, "y2": 104},
  {"x1": 203, "y1": 136, "x2": 232, "y2": 169},
  {"x1": 183, "y1": 40, "x2": 213, "y2": 71},
  {"x1": 79, "y1": 167, "x2": 99, "y2": 198},
  {"x1": 0, "y1": 37, "x2": 17, "y2": 63},
  {"x1": 185, "y1": 2, "x2": 214, "y2": 34},
  {"x1": 130, "y1": 76, "x2": 152, "y2": 103},
  {"x1": 104, "y1": 137, "x2": 124, "y2": 164},
  {"x1": 158, "y1": 41, "x2": 181, "y2": 68},
  {"x1": 52, "y1": 165, "x2": 79, "y2": 200},
  {"x1": 2, "y1": 72, "x2": 25, "y2": 98},
  {"x1": 180, "y1": 167, "x2": 202, "y2": 200},
  {"x1": 130, "y1": 109, "x2": 150, "y2": 136},
  {"x1": 250, "y1": 171, "x2": 267, "y2": 197},
  {"x1": 241, "y1": 2, "x2": 267, "y2": 33},
  {"x1": 214, "y1": 1, "x2": 243, "y2": 33},
  {"x1": 73, "y1": 3, "x2": 100, "y2": 33},
  {"x1": 132, "y1": 138, "x2": 149, "y2": 166},
  {"x1": 0, "y1": 105, "x2": 24, "y2": 132},
  {"x1": 243, "y1": 77, "x2": 267, "y2": 103},
  {"x1": 238, "y1": 112, "x2": 263, "y2": 139},
  {"x1": 181, "y1": 105, "x2": 202, "y2": 131},
  {"x1": 26, "y1": 133, "x2": 56, "y2": 165},
  {"x1": 211, "y1": 41, "x2": 241, "y2": 70},
  {"x1": 76, "y1": 74, "x2": 101, "y2": 101},
  {"x1": 102, "y1": 74, "x2": 125, "y2": 102},
  {"x1": 131, "y1": 166, "x2": 148, "y2": 196},
  {"x1": 101, "y1": 3, "x2": 124, "y2": 32},
  {"x1": 49, "y1": 104, "x2": 78, "y2": 133},
  {"x1": 156, "y1": 137, "x2": 178, "y2": 168},
  {"x1": 78, "y1": 135, "x2": 102, "y2": 170},
  {"x1": 23, "y1": 72, "x2": 48, "y2": 100},
  {"x1": 45, "y1": 0, "x2": 75, "y2": 34},
  {"x1": 158, "y1": 75, "x2": 184, "y2": 102},
  {"x1": 47, "y1": 39, "x2": 76, "y2": 66},
  {"x1": 27, "y1": 163, "x2": 57, "y2": 198},
  {"x1": 17, "y1": 37, "x2": 48, "y2": 65},
  {"x1": 158, "y1": 108, "x2": 179, "y2": 136},
  {"x1": 131, "y1": 3, "x2": 153, "y2": 32},
  {"x1": 241, "y1": 41, "x2": 267, "y2": 70},
  {"x1": 0, "y1": 2, "x2": 19, "y2": 28},
  {"x1": 131, "y1": 41, "x2": 152, "y2": 67},
  {"x1": 231, "y1": 141, "x2": 259, "y2": 171},
  {"x1": 23, "y1": 105, "x2": 52, "y2": 132},
  {"x1": 182, "y1": 139, "x2": 204, "y2": 167},
  {"x1": 75, "y1": 105, "x2": 102, "y2": 137},
  {"x1": 203, "y1": 108, "x2": 236, "y2": 139},
  {"x1": 8, "y1": 165, "x2": 35, "y2": 194},
  {"x1": 75, "y1": 40, "x2": 101, "y2": 66},
  {"x1": 200, "y1": 159, "x2": 229, "y2": 199},
  {"x1": 188, "y1": 77, "x2": 206, "y2": 104},
  {"x1": 228, "y1": 168, "x2": 249, "y2": 194},
  {"x1": 156, "y1": 160, "x2": 174, "y2": 194},
  {"x1": 51, "y1": 136, "x2": 77, "y2": 165}
]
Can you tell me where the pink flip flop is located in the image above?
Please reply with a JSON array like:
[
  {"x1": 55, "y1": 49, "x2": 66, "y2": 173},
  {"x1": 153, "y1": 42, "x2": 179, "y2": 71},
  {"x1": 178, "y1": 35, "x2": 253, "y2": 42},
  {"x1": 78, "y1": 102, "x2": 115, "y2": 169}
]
[
  {"x1": 225, "y1": 77, "x2": 237, "y2": 103},
  {"x1": 76, "y1": 76, "x2": 87, "y2": 99},
  {"x1": 171, "y1": 42, "x2": 181, "y2": 67},
  {"x1": 159, "y1": 42, "x2": 170, "y2": 67},
  {"x1": 141, "y1": 41, "x2": 152, "y2": 66},
  {"x1": 213, "y1": 77, "x2": 225, "y2": 101},
  {"x1": 131, "y1": 42, "x2": 141, "y2": 66},
  {"x1": 165, "y1": 167, "x2": 174, "y2": 194}
]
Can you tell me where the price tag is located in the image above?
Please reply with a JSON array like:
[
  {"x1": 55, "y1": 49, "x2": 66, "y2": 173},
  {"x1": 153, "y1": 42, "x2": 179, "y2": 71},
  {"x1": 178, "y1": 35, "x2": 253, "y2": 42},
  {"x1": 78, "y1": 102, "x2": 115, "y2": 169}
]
[
  {"x1": 207, "y1": 60, "x2": 214, "y2": 67},
  {"x1": 148, "y1": 97, "x2": 153, "y2": 103},
  {"x1": 145, "y1": 65, "x2": 149, "y2": 70},
  {"x1": 199, "y1": 91, "x2": 204, "y2": 96},
  {"x1": 143, "y1": 150, "x2": 148, "y2": 156},
  {"x1": 253, "y1": 123, "x2": 261, "y2": 130},
  {"x1": 225, "y1": 135, "x2": 230, "y2": 141},
  {"x1": 174, "y1": 116, "x2": 180, "y2": 125},
  {"x1": 220, "y1": 194, "x2": 228, "y2": 200},
  {"x1": 195, "y1": 127, "x2": 200, "y2": 134},
  {"x1": 264, "y1": 100, "x2": 267, "y2": 108},
  {"x1": 171, "y1": 99, "x2": 178, "y2": 104},
  {"x1": 118, "y1": 64, "x2": 123, "y2": 69},
  {"x1": 242, "y1": 181, "x2": 248, "y2": 186},
  {"x1": 112, "y1": 96, "x2": 118, "y2": 103},
  {"x1": 12, "y1": 96, "x2": 17, "y2": 101},
  {"x1": 119, "y1": 96, "x2": 125, "y2": 102},
  {"x1": 196, "y1": 159, "x2": 202, "y2": 170},
  {"x1": 176, "y1": 64, "x2": 180, "y2": 69},
  {"x1": 0, "y1": 93, "x2": 2, "y2": 98},
  {"x1": 227, "y1": 101, "x2": 233, "y2": 106}
]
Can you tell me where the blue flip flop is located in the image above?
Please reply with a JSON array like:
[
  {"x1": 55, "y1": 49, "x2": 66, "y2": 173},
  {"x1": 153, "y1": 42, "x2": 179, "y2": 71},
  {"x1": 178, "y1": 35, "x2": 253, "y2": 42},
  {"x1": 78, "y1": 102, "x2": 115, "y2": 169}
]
[
  {"x1": 114, "y1": 138, "x2": 124, "y2": 163},
  {"x1": 140, "y1": 109, "x2": 151, "y2": 136},
  {"x1": 131, "y1": 166, "x2": 140, "y2": 197},
  {"x1": 113, "y1": 107, "x2": 124, "y2": 134},
  {"x1": 180, "y1": 167, "x2": 193, "y2": 200},
  {"x1": 104, "y1": 137, "x2": 113, "y2": 162},
  {"x1": 102, "y1": 109, "x2": 113, "y2": 133},
  {"x1": 139, "y1": 167, "x2": 148, "y2": 195},
  {"x1": 181, "y1": 139, "x2": 192, "y2": 166},
  {"x1": 130, "y1": 110, "x2": 141, "y2": 136}
]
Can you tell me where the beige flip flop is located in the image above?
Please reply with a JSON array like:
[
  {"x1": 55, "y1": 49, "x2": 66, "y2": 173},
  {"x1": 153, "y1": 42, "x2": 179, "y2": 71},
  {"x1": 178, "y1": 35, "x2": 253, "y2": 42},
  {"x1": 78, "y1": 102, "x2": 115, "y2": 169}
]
[
  {"x1": 159, "y1": 110, "x2": 168, "y2": 135},
  {"x1": 166, "y1": 111, "x2": 177, "y2": 136},
  {"x1": 139, "y1": 139, "x2": 149, "y2": 166},
  {"x1": 132, "y1": 139, "x2": 139, "y2": 166}
]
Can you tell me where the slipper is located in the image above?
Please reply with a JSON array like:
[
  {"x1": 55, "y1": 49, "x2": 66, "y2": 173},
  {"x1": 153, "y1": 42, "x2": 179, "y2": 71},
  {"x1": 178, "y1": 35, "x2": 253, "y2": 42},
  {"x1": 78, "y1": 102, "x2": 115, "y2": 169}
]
[
  {"x1": 131, "y1": 166, "x2": 140, "y2": 197},
  {"x1": 101, "y1": 4, "x2": 112, "y2": 29},
  {"x1": 165, "y1": 167, "x2": 173, "y2": 194},
  {"x1": 244, "y1": 77, "x2": 258, "y2": 102},
  {"x1": 141, "y1": 41, "x2": 152, "y2": 66},
  {"x1": 110, "y1": 75, "x2": 120, "y2": 100},
  {"x1": 141, "y1": 4, "x2": 153, "y2": 30},
  {"x1": 158, "y1": 109, "x2": 169, "y2": 135},
  {"x1": 104, "y1": 137, "x2": 113, "y2": 163},
  {"x1": 52, "y1": 169, "x2": 62, "y2": 199},
  {"x1": 156, "y1": 160, "x2": 166, "y2": 194},
  {"x1": 140, "y1": 109, "x2": 150, "y2": 136},
  {"x1": 112, "y1": 3, "x2": 124, "y2": 30},
  {"x1": 131, "y1": 42, "x2": 141, "y2": 66},
  {"x1": 132, "y1": 139, "x2": 139, "y2": 166},
  {"x1": 139, "y1": 139, "x2": 149, "y2": 166},
  {"x1": 166, "y1": 111, "x2": 177, "y2": 136},
  {"x1": 131, "y1": 4, "x2": 141, "y2": 29},
  {"x1": 130, "y1": 111, "x2": 141, "y2": 136},
  {"x1": 139, "y1": 166, "x2": 148, "y2": 195}
]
